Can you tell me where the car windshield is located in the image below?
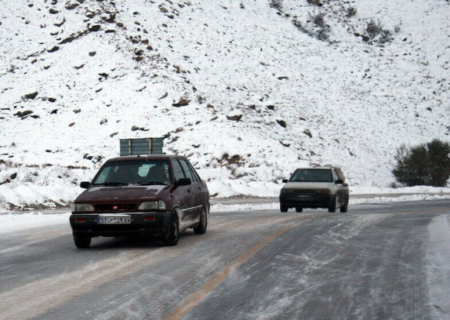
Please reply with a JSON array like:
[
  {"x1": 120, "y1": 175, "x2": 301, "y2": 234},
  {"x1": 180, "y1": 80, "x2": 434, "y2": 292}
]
[
  {"x1": 91, "y1": 160, "x2": 171, "y2": 186},
  {"x1": 290, "y1": 169, "x2": 333, "y2": 183}
]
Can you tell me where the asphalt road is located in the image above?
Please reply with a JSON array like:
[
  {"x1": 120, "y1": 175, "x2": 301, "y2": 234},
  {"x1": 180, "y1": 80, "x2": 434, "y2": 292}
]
[{"x1": 1, "y1": 200, "x2": 450, "y2": 320}]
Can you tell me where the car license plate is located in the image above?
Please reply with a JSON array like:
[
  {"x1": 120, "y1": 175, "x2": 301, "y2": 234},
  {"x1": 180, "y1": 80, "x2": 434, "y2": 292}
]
[{"x1": 97, "y1": 217, "x2": 132, "y2": 224}]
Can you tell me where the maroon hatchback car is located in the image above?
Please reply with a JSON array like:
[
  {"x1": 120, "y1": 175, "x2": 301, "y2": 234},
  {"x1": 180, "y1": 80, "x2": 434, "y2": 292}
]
[{"x1": 70, "y1": 155, "x2": 210, "y2": 248}]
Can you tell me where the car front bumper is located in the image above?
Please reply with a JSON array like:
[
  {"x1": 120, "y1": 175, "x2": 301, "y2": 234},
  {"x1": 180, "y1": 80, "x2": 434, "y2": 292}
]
[
  {"x1": 279, "y1": 193, "x2": 333, "y2": 209},
  {"x1": 70, "y1": 212, "x2": 171, "y2": 237}
]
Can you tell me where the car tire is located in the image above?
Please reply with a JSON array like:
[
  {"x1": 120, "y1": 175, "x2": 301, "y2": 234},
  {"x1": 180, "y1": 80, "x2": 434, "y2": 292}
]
[
  {"x1": 280, "y1": 204, "x2": 288, "y2": 213},
  {"x1": 295, "y1": 207, "x2": 303, "y2": 212},
  {"x1": 328, "y1": 196, "x2": 337, "y2": 213},
  {"x1": 164, "y1": 215, "x2": 179, "y2": 246},
  {"x1": 194, "y1": 207, "x2": 208, "y2": 235},
  {"x1": 73, "y1": 234, "x2": 91, "y2": 248},
  {"x1": 340, "y1": 200, "x2": 349, "y2": 213}
]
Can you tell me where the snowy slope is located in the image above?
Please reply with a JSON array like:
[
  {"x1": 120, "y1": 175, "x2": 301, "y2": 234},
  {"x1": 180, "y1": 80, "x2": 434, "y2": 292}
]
[{"x1": 0, "y1": 0, "x2": 449, "y2": 209}]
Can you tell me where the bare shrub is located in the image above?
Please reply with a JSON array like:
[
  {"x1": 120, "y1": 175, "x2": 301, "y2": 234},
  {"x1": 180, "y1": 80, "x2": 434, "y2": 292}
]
[
  {"x1": 379, "y1": 29, "x2": 393, "y2": 44},
  {"x1": 269, "y1": 0, "x2": 283, "y2": 10},
  {"x1": 365, "y1": 19, "x2": 394, "y2": 44},
  {"x1": 346, "y1": 7, "x2": 357, "y2": 17},
  {"x1": 307, "y1": 0, "x2": 322, "y2": 6},
  {"x1": 366, "y1": 19, "x2": 383, "y2": 38},
  {"x1": 292, "y1": 18, "x2": 329, "y2": 42},
  {"x1": 309, "y1": 11, "x2": 326, "y2": 27},
  {"x1": 315, "y1": 28, "x2": 329, "y2": 41}
]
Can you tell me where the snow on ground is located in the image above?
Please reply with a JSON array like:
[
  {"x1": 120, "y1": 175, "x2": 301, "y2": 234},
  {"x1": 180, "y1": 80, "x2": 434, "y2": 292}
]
[
  {"x1": 0, "y1": 211, "x2": 70, "y2": 235},
  {"x1": 426, "y1": 214, "x2": 450, "y2": 319},
  {"x1": 210, "y1": 194, "x2": 450, "y2": 212},
  {"x1": 0, "y1": 161, "x2": 92, "y2": 211},
  {"x1": 0, "y1": 0, "x2": 449, "y2": 209}
]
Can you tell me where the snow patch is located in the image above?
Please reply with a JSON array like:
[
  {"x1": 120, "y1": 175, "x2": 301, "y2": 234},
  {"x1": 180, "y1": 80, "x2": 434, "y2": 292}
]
[
  {"x1": 0, "y1": 212, "x2": 70, "y2": 235},
  {"x1": 426, "y1": 214, "x2": 450, "y2": 319}
]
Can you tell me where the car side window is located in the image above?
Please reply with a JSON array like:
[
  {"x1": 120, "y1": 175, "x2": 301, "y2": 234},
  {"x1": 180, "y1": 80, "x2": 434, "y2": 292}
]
[
  {"x1": 180, "y1": 160, "x2": 197, "y2": 183},
  {"x1": 335, "y1": 168, "x2": 345, "y2": 181},
  {"x1": 187, "y1": 161, "x2": 202, "y2": 182},
  {"x1": 332, "y1": 169, "x2": 339, "y2": 181},
  {"x1": 172, "y1": 159, "x2": 186, "y2": 181}
]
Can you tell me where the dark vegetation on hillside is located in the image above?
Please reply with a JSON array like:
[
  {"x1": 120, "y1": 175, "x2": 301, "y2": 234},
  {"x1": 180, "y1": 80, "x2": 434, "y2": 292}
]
[
  {"x1": 393, "y1": 139, "x2": 450, "y2": 187},
  {"x1": 269, "y1": 0, "x2": 395, "y2": 44}
]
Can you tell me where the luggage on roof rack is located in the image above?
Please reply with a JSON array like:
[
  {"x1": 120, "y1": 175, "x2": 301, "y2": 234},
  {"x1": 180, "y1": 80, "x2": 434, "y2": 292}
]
[{"x1": 119, "y1": 138, "x2": 165, "y2": 156}]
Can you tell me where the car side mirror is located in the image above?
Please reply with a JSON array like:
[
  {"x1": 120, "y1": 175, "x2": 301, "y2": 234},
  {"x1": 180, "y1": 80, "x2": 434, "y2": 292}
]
[
  {"x1": 177, "y1": 178, "x2": 191, "y2": 186},
  {"x1": 335, "y1": 179, "x2": 344, "y2": 184},
  {"x1": 282, "y1": 179, "x2": 288, "y2": 183},
  {"x1": 80, "y1": 181, "x2": 91, "y2": 189}
]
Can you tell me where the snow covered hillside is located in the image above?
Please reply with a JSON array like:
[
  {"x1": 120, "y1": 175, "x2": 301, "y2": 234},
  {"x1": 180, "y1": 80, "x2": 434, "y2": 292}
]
[{"x1": 0, "y1": 0, "x2": 449, "y2": 209}]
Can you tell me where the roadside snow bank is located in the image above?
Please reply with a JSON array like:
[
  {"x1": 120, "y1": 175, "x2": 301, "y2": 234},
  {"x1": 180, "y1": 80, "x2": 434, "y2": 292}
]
[
  {"x1": 211, "y1": 194, "x2": 450, "y2": 212},
  {"x1": 351, "y1": 194, "x2": 450, "y2": 204},
  {"x1": 426, "y1": 214, "x2": 450, "y2": 319},
  {"x1": 0, "y1": 163, "x2": 94, "y2": 211},
  {"x1": 350, "y1": 186, "x2": 450, "y2": 195},
  {"x1": 0, "y1": 212, "x2": 70, "y2": 235}
]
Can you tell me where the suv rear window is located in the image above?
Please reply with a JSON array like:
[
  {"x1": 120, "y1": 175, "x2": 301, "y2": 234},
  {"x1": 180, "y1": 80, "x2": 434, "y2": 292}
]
[{"x1": 290, "y1": 169, "x2": 333, "y2": 183}]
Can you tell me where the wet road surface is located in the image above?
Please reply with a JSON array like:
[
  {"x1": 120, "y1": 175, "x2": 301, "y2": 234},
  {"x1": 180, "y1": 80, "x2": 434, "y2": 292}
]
[{"x1": 1, "y1": 200, "x2": 449, "y2": 320}]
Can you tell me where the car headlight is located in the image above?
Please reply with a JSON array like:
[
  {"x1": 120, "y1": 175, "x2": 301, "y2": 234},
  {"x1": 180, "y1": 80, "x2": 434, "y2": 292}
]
[
  {"x1": 280, "y1": 189, "x2": 293, "y2": 194},
  {"x1": 316, "y1": 189, "x2": 332, "y2": 195},
  {"x1": 72, "y1": 203, "x2": 95, "y2": 213},
  {"x1": 138, "y1": 200, "x2": 166, "y2": 211}
]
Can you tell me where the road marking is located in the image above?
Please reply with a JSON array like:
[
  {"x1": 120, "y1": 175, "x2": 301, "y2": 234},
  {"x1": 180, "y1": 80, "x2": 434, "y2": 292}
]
[
  {"x1": 162, "y1": 226, "x2": 295, "y2": 320},
  {"x1": 400, "y1": 208, "x2": 450, "y2": 215}
]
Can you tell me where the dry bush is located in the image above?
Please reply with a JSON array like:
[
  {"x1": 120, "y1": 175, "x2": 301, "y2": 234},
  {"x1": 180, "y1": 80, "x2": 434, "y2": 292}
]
[
  {"x1": 346, "y1": 7, "x2": 357, "y2": 17},
  {"x1": 307, "y1": 0, "x2": 323, "y2": 6},
  {"x1": 309, "y1": 11, "x2": 326, "y2": 27},
  {"x1": 366, "y1": 19, "x2": 383, "y2": 38},
  {"x1": 269, "y1": 0, "x2": 283, "y2": 10},
  {"x1": 393, "y1": 139, "x2": 450, "y2": 187}
]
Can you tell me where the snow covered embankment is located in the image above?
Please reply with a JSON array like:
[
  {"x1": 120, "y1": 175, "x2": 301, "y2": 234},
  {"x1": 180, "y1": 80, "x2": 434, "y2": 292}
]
[{"x1": 0, "y1": 161, "x2": 94, "y2": 212}]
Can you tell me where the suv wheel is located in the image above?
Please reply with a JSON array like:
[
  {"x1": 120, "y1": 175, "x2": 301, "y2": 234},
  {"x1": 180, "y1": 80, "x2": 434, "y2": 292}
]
[
  {"x1": 194, "y1": 207, "x2": 208, "y2": 234},
  {"x1": 280, "y1": 204, "x2": 288, "y2": 213},
  {"x1": 73, "y1": 234, "x2": 91, "y2": 248},
  {"x1": 164, "y1": 215, "x2": 179, "y2": 246},
  {"x1": 340, "y1": 200, "x2": 349, "y2": 213},
  {"x1": 295, "y1": 207, "x2": 303, "y2": 213},
  {"x1": 328, "y1": 196, "x2": 337, "y2": 213}
]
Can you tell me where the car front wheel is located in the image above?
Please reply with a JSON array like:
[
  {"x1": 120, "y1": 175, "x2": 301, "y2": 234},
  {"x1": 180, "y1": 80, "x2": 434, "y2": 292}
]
[
  {"x1": 194, "y1": 207, "x2": 208, "y2": 234},
  {"x1": 280, "y1": 204, "x2": 288, "y2": 212},
  {"x1": 328, "y1": 196, "x2": 337, "y2": 213},
  {"x1": 73, "y1": 234, "x2": 91, "y2": 249},
  {"x1": 340, "y1": 200, "x2": 349, "y2": 213},
  {"x1": 164, "y1": 215, "x2": 179, "y2": 246}
]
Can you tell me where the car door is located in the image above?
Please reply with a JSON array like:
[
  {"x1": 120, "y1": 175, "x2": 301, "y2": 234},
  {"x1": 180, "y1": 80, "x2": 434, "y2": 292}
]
[
  {"x1": 187, "y1": 160, "x2": 208, "y2": 211},
  {"x1": 171, "y1": 158, "x2": 194, "y2": 227},
  {"x1": 179, "y1": 159, "x2": 201, "y2": 222},
  {"x1": 180, "y1": 159, "x2": 205, "y2": 220},
  {"x1": 336, "y1": 167, "x2": 350, "y2": 204},
  {"x1": 332, "y1": 168, "x2": 345, "y2": 206}
]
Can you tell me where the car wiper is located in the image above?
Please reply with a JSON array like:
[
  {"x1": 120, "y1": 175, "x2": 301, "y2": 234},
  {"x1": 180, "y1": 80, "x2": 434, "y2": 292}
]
[
  {"x1": 98, "y1": 182, "x2": 129, "y2": 186},
  {"x1": 136, "y1": 181, "x2": 167, "y2": 186}
]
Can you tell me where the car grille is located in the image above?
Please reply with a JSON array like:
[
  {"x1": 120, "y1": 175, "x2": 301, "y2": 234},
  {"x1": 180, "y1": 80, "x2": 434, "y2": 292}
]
[
  {"x1": 95, "y1": 203, "x2": 137, "y2": 211},
  {"x1": 294, "y1": 190, "x2": 316, "y2": 194}
]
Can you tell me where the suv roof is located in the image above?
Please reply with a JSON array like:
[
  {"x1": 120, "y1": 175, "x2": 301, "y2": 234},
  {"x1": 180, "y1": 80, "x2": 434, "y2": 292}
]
[{"x1": 294, "y1": 166, "x2": 346, "y2": 181}]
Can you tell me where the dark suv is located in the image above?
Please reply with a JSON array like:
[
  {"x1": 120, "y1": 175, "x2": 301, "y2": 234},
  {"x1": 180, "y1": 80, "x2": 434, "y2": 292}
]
[
  {"x1": 70, "y1": 155, "x2": 209, "y2": 248},
  {"x1": 279, "y1": 166, "x2": 349, "y2": 213}
]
